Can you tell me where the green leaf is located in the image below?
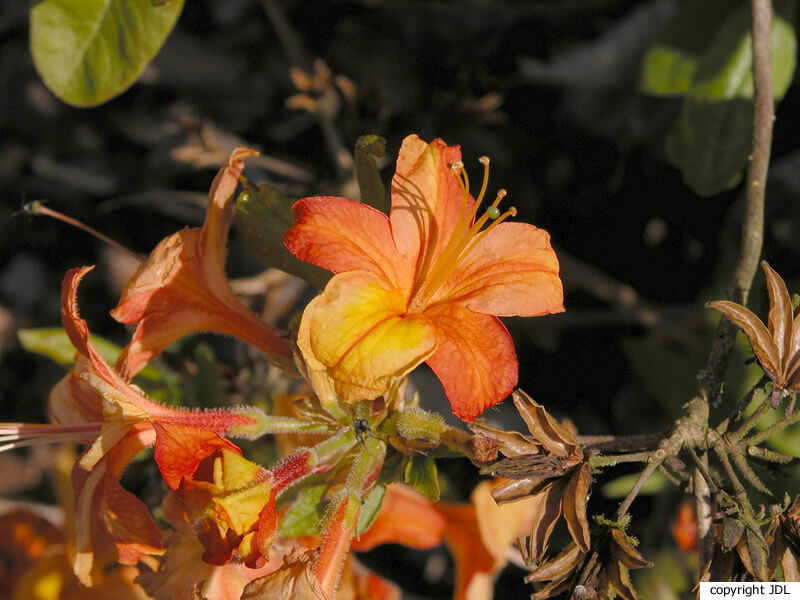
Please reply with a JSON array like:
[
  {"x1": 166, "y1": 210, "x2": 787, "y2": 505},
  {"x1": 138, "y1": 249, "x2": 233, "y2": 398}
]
[
  {"x1": 356, "y1": 484, "x2": 387, "y2": 536},
  {"x1": 639, "y1": 0, "x2": 738, "y2": 96},
  {"x1": 354, "y1": 135, "x2": 387, "y2": 212},
  {"x1": 664, "y1": 0, "x2": 797, "y2": 196},
  {"x1": 279, "y1": 484, "x2": 328, "y2": 538},
  {"x1": 403, "y1": 454, "x2": 440, "y2": 502},
  {"x1": 30, "y1": 0, "x2": 184, "y2": 107},
  {"x1": 17, "y1": 327, "x2": 163, "y2": 382},
  {"x1": 235, "y1": 185, "x2": 331, "y2": 289},
  {"x1": 601, "y1": 470, "x2": 668, "y2": 498}
]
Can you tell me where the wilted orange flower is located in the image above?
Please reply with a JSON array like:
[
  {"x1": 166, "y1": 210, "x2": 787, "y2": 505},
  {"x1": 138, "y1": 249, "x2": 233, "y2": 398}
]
[
  {"x1": 53, "y1": 266, "x2": 272, "y2": 585},
  {"x1": 286, "y1": 134, "x2": 563, "y2": 421},
  {"x1": 708, "y1": 261, "x2": 800, "y2": 402},
  {"x1": 112, "y1": 147, "x2": 293, "y2": 379}
]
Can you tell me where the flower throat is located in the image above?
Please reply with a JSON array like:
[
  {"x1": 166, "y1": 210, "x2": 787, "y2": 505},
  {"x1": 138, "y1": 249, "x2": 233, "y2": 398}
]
[{"x1": 408, "y1": 156, "x2": 516, "y2": 313}]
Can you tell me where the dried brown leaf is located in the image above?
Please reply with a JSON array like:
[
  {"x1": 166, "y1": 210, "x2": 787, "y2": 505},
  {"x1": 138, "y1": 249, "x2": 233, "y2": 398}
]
[
  {"x1": 782, "y1": 550, "x2": 800, "y2": 581},
  {"x1": 764, "y1": 261, "x2": 794, "y2": 367},
  {"x1": 491, "y1": 477, "x2": 550, "y2": 504},
  {"x1": 525, "y1": 543, "x2": 583, "y2": 583},
  {"x1": 512, "y1": 390, "x2": 580, "y2": 458},
  {"x1": 526, "y1": 480, "x2": 567, "y2": 562},
  {"x1": 562, "y1": 463, "x2": 591, "y2": 553},
  {"x1": 531, "y1": 578, "x2": 574, "y2": 600},
  {"x1": 722, "y1": 518, "x2": 745, "y2": 551},
  {"x1": 470, "y1": 423, "x2": 542, "y2": 459},
  {"x1": 708, "y1": 300, "x2": 781, "y2": 381},
  {"x1": 745, "y1": 529, "x2": 769, "y2": 582},
  {"x1": 490, "y1": 454, "x2": 581, "y2": 481},
  {"x1": 610, "y1": 529, "x2": 651, "y2": 570},
  {"x1": 606, "y1": 559, "x2": 637, "y2": 600}
]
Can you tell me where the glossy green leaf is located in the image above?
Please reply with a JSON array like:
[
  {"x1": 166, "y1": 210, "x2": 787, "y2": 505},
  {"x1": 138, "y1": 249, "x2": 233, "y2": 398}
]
[
  {"x1": 279, "y1": 484, "x2": 327, "y2": 537},
  {"x1": 664, "y1": 0, "x2": 796, "y2": 196},
  {"x1": 235, "y1": 185, "x2": 331, "y2": 289},
  {"x1": 354, "y1": 135, "x2": 387, "y2": 212},
  {"x1": 403, "y1": 454, "x2": 440, "y2": 502},
  {"x1": 30, "y1": 0, "x2": 184, "y2": 107},
  {"x1": 17, "y1": 327, "x2": 163, "y2": 382},
  {"x1": 355, "y1": 484, "x2": 387, "y2": 535}
]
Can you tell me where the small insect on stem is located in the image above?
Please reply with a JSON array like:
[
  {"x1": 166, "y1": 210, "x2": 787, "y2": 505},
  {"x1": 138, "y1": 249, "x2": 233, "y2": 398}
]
[{"x1": 353, "y1": 418, "x2": 369, "y2": 443}]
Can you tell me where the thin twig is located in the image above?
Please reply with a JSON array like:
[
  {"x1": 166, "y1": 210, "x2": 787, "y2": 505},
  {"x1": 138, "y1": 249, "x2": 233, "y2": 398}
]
[
  {"x1": 732, "y1": 452, "x2": 771, "y2": 496},
  {"x1": 729, "y1": 394, "x2": 772, "y2": 442},
  {"x1": 616, "y1": 458, "x2": 663, "y2": 519},
  {"x1": 694, "y1": 0, "x2": 774, "y2": 574},
  {"x1": 578, "y1": 431, "x2": 666, "y2": 454},
  {"x1": 714, "y1": 445, "x2": 747, "y2": 501},
  {"x1": 745, "y1": 407, "x2": 800, "y2": 446},
  {"x1": 589, "y1": 450, "x2": 654, "y2": 468}
]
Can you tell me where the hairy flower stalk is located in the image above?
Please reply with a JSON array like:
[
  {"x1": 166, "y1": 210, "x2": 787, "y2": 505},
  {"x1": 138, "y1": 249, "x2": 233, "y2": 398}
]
[{"x1": 315, "y1": 436, "x2": 387, "y2": 597}]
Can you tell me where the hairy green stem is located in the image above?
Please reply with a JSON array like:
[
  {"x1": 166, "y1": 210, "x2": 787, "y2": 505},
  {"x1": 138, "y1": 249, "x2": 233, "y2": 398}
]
[
  {"x1": 746, "y1": 408, "x2": 800, "y2": 446},
  {"x1": 729, "y1": 395, "x2": 772, "y2": 442}
]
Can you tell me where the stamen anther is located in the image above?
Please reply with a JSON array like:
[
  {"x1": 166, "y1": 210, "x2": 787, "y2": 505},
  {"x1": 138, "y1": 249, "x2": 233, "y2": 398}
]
[
  {"x1": 478, "y1": 156, "x2": 490, "y2": 166},
  {"x1": 450, "y1": 161, "x2": 464, "y2": 174}
]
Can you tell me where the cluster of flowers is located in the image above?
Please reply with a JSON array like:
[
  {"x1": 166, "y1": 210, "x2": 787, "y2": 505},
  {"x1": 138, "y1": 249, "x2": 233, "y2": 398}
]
[{"x1": 1, "y1": 135, "x2": 565, "y2": 599}]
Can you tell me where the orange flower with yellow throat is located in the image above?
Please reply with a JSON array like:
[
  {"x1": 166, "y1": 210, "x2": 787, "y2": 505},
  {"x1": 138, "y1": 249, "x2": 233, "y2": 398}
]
[{"x1": 285, "y1": 135, "x2": 564, "y2": 421}]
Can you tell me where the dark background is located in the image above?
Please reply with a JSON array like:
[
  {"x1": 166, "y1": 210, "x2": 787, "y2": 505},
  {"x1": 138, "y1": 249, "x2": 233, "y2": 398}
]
[{"x1": 2, "y1": 1, "x2": 800, "y2": 598}]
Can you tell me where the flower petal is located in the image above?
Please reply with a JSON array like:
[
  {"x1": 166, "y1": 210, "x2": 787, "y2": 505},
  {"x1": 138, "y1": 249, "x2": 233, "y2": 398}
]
[
  {"x1": 351, "y1": 483, "x2": 445, "y2": 551},
  {"x1": 433, "y1": 502, "x2": 497, "y2": 600},
  {"x1": 339, "y1": 556, "x2": 402, "y2": 600},
  {"x1": 202, "y1": 147, "x2": 260, "y2": 267},
  {"x1": 472, "y1": 480, "x2": 542, "y2": 563},
  {"x1": 297, "y1": 271, "x2": 436, "y2": 403},
  {"x1": 61, "y1": 266, "x2": 118, "y2": 384},
  {"x1": 424, "y1": 304, "x2": 517, "y2": 421},
  {"x1": 438, "y1": 221, "x2": 564, "y2": 317},
  {"x1": 153, "y1": 422, "x2": 242, "y2": 491},
  {"x1": 284, "y1": 196, "x2": 410, "y2": 291},
  {"x1": 49, "y1": 360, "x2": 104, "y2": 426},
  {"x1": 112, "y1": 227, "x2": 293, "y2": 378},
  {"x1": 390, "y1": 135, "x2": 467, "y2": 282},
  {"x1": 73, "y1": 429, "x2": 162, "y2": 586},
  {"x1": 111, "y1": 147, "x2": 292, "y2": 378}
]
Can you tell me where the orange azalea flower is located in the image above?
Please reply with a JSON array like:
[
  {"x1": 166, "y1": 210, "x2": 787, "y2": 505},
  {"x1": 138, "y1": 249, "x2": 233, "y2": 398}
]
[
  {"x1": 111, "y1": 147, "x2": 293, "y2": 379},
  {"x1": 49, "y1": 266, "x2": 274, "y2": 585},
  {"x1": 285, "y1": 134, "x2": 563, "y2": 421}
]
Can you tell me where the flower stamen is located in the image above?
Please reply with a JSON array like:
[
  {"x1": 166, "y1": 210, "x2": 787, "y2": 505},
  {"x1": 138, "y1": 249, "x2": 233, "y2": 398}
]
[
  {"x1": 0, "y1": 422, "x2": 103, "y2": 453},
  {"x1": 409, "y1": 157, "x2": 515, "y2": 311}
]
